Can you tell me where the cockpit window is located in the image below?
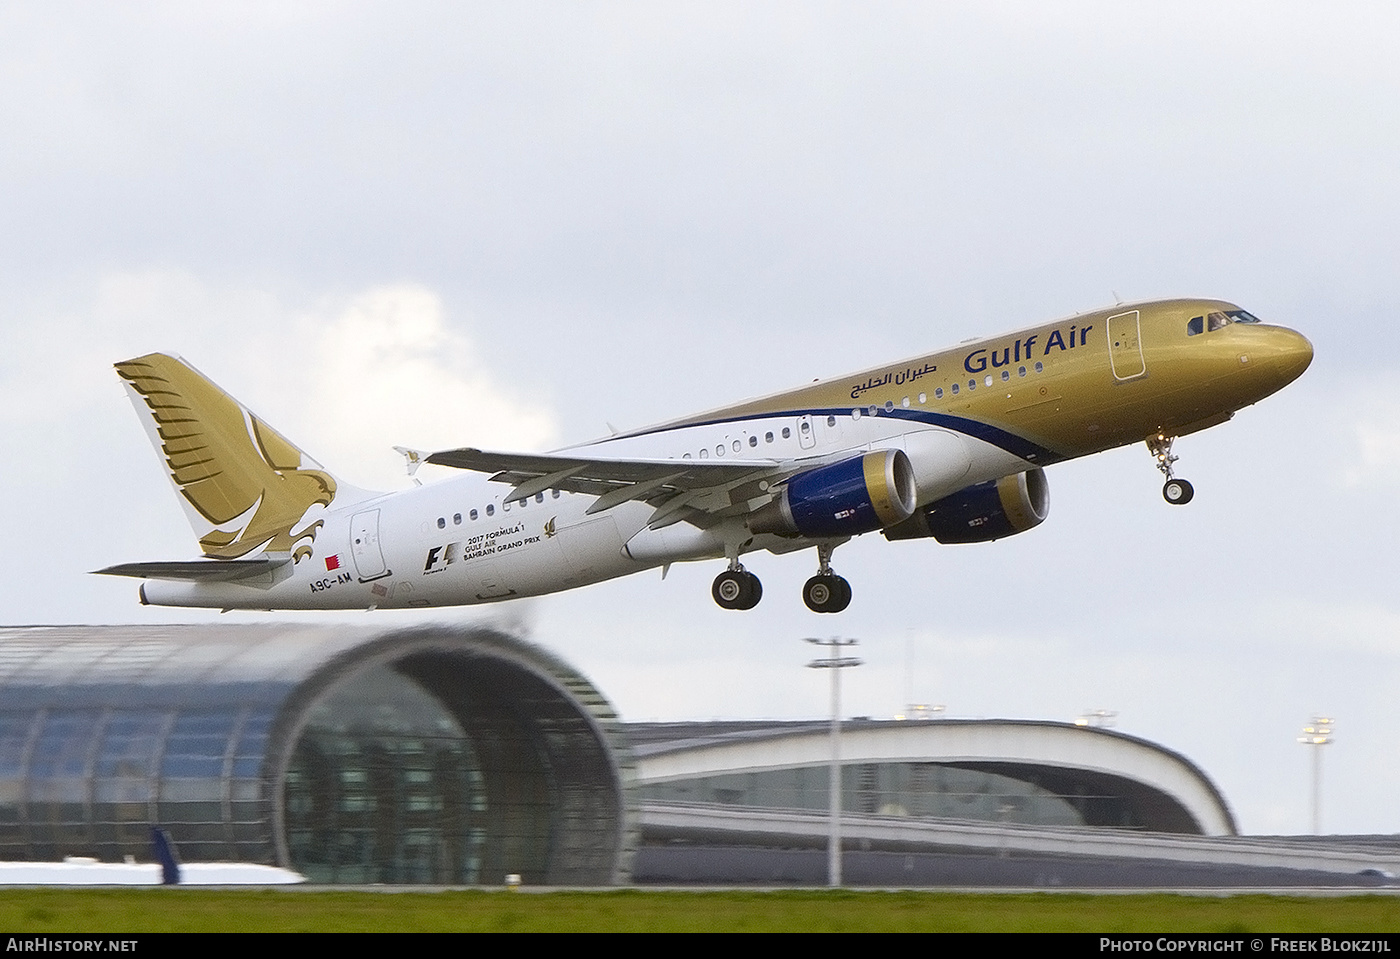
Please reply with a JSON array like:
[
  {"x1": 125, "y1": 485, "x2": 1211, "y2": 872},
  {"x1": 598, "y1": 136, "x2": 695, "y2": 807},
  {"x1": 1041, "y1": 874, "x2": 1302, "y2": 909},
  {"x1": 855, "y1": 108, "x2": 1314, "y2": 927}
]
[{"x1": 1188, "y1": 309, "x2": 1262, "y2": 336}]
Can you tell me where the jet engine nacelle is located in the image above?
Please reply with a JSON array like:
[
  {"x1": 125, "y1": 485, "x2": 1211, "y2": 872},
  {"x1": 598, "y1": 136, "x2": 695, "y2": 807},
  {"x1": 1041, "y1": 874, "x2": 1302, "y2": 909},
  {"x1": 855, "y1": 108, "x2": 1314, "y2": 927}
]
[
  {"x1": 882, "y1": 467, "x2": 1049, "y2": 544},
  {"x1": 750, "y1": 450, "x2": 917, "y2": 538}
]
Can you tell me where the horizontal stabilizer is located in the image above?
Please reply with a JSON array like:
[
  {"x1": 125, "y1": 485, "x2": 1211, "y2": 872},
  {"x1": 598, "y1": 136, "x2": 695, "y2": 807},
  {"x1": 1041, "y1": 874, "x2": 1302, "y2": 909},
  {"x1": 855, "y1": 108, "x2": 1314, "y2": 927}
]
[{"x1": 92, "y1": 558, "x2": 289, "y2": 583}]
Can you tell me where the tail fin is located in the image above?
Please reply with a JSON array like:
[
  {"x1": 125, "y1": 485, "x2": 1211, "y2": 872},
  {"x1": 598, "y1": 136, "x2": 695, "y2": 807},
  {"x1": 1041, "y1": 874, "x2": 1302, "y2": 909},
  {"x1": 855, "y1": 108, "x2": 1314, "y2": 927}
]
[{"x1": 116, "y1": 353, "x2": 354, "y2": 562}]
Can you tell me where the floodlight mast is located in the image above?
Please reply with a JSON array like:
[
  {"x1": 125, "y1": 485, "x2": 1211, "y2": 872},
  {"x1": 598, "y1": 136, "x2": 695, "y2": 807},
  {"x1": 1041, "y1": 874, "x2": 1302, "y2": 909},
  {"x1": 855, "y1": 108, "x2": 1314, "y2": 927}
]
[
  {"x1": 1297, "y1": 715, "x2": 1334, "y2": 835},
  {"x1": 805, "y1": 636, "x2": 862, "y2": 888}
]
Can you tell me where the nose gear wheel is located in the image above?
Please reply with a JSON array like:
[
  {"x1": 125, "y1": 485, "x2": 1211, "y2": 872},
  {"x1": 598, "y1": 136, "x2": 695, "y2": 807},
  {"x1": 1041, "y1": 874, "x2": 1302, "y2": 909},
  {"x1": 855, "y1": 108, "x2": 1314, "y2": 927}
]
[{"x1": 1147, "y1": 433, "x2": 1194, "y2": 506}]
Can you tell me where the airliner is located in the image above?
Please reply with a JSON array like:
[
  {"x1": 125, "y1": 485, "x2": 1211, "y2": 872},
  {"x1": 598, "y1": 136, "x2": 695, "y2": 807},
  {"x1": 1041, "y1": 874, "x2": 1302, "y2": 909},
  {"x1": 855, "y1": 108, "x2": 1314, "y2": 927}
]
[{"x1": 97, "y1": 298, "x2": 1312, "y2": 613}]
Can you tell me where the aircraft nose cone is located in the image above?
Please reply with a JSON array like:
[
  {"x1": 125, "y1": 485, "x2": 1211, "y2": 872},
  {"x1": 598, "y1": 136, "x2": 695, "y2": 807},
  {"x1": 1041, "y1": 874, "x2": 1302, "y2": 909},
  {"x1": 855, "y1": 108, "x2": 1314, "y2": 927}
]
[{"x1": 1275, "y1": 328, "x2": 1314, "y2": 383}]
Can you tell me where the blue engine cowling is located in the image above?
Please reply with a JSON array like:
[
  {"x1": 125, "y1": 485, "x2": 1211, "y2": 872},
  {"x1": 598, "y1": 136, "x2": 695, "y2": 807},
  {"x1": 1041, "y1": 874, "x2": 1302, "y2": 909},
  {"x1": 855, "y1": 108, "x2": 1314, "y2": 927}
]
[
  {"x1": 882, "y1": 468, "x2": 1049, "y2": 544},
  {"x1": 749, "y1": 450, "x2": 917, "y2": 538}
]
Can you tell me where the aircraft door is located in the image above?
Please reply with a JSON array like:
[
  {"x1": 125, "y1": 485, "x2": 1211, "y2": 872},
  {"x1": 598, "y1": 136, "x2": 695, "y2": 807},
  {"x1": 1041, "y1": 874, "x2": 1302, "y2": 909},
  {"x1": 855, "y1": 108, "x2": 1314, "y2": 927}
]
[
  {"x1": 350, "y1": 509, "x2": 390, "y2": 581},
  {"x1": 797, "y1": 414, "x2": 817, "y2": 450},
  {"x1": 1107, "y1": 310, "x2": 1146, "y2": 381}
]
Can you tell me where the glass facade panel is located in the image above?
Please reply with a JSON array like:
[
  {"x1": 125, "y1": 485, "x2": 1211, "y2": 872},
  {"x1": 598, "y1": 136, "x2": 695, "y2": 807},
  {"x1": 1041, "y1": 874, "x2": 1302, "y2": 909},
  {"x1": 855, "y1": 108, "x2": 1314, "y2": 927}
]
[
  {"x1": 643, "y1": 762, "x2": 1085, "y2": 828},
  {"x1": 0, "y1": 713, "x2": 36, "y2": 857},
  {"x1": 91, "y1": 710, "x2": 167, "y2": 859},
  {"x1": 27, "y1": 711, "x2": 102, "y2": 857},
  {"x1": 283, "y1": 667, "x2": 487, "y2": 885}
]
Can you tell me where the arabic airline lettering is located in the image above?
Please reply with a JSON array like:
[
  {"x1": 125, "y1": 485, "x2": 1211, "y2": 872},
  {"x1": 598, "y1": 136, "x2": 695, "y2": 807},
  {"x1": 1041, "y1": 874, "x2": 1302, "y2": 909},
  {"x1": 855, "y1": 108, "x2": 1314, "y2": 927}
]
[{"x1": 96, "y1": 298, "x2": 1312, "y2": 613}]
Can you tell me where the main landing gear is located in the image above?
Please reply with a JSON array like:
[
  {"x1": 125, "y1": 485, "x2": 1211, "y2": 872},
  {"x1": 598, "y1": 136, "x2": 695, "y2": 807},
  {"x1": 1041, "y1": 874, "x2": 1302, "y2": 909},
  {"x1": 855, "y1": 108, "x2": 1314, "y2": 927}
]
[
  {"x1": 709, "y1": 542, "x2": 853, "y2": 613},
  {"x1": 1147, "y1": 433, "x2": 1195, "y2": 505},
  {"x1": 803, "y1": 542, "x2": 851, "y2": 614},
  {"x1": 712, "y1": 565, "x2": 762, "y2": 610}
]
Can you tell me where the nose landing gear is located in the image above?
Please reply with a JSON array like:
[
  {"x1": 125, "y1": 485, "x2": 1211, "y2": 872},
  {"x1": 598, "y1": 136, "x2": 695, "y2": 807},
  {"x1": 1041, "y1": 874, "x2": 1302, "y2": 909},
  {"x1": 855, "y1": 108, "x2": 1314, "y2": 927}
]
[
  {"x1": 1148, "y1": 433, "x2": 1194, "y2": 505},
  {"x1": 803, "y1": 542, "x2": 851, "y2": 613}
]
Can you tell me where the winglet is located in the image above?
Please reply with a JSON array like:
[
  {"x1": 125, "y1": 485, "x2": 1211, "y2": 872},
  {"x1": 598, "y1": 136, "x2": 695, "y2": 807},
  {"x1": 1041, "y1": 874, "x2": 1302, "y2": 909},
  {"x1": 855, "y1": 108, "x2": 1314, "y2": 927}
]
[{"x1": 393, "y1": 446, "x2": 426, "y2": 477}]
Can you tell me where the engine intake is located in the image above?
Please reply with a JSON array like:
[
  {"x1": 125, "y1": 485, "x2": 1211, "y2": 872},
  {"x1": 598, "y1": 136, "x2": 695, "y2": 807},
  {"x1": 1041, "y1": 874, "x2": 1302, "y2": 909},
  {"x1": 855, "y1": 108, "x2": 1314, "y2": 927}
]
[
  {"x1": 750, "y1": 450, "x2": 917, "y2": 538},
  {"x1": 883, "y1": 468, "x2": 1049, "y2": 544}
]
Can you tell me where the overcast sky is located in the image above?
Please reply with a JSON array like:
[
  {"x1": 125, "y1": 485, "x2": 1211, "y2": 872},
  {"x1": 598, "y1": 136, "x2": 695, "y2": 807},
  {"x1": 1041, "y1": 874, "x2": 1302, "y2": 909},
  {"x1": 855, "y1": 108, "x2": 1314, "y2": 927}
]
[{"x1": 2, "y1": 2, "x2": 1397, "y2": 836}]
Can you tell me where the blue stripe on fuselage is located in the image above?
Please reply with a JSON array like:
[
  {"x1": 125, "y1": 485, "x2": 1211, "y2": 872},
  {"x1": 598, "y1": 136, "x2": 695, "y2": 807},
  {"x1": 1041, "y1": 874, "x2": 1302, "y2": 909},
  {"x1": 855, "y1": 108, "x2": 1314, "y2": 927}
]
[{"x1": 616, "y1": 408, "x2": 1066, "y2": 465}]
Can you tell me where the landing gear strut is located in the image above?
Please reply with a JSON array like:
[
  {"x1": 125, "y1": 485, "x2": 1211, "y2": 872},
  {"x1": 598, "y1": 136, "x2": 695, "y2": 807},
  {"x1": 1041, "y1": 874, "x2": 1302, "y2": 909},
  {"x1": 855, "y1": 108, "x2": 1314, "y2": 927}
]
[
  {"x1": 712, "y1": 564, "x2": 762, "y2": 610},
  {"x1": 803, "y1": 542, "x2": 852, "y2": 614},
  {"x1": 1147, "y1": 433, "x2": 1194, "y2": 505}
]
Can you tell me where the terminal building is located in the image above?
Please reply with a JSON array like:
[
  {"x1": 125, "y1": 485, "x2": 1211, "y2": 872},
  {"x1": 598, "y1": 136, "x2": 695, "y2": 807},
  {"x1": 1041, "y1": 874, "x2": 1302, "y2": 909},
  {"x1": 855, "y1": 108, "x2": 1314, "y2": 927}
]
[
  {"x1": 0, "y1": 624, "x2": 633, "y2": 885},
  {"x1": 0, "y1": 624, "x2": 1394, "y2": 886}
]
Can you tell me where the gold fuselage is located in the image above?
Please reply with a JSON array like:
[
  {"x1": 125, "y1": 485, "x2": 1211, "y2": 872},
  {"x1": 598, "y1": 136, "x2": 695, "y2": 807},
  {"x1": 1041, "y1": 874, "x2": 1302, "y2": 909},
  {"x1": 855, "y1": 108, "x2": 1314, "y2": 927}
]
[{"x1": 648, "y1": 298, "x2": 1313, "y2": 464}]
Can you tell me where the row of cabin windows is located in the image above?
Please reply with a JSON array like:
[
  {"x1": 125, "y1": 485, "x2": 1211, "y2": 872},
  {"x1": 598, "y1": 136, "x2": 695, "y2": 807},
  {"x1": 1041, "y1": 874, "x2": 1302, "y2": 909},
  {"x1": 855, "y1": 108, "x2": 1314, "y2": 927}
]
[
  {"x1": 933, "y1": 362, "x2": 1045, "y2": 399},
  {"x1": 436, "y1": 488, "x2": 563, "y2": 528},
  {"x1": 676, "y1": 361, "x2": 1049, "y2": 458},
  {"x1": 683, "y1": 426, "x2": 793, "y2": 460}
]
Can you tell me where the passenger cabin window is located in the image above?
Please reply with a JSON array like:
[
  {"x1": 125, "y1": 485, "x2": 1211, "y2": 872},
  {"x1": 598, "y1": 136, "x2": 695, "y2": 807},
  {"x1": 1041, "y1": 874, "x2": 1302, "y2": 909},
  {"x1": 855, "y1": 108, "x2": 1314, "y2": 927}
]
[{"x1": 486, "y1": 504, "x2": 495, "y2": 516}]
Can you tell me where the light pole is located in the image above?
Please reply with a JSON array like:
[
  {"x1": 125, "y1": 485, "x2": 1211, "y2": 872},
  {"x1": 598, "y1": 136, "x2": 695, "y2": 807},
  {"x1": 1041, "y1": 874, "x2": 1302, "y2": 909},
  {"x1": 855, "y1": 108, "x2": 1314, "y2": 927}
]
[
  {"x1": 805, "y1": 636, "x2": 861, "y2": 888},
  {"x1": 1074, "y1": 709, "x2": 1117, "y2": 729},
  {"x1": 1298, "y1": 715, "x2": 1334, "y2": 835}
]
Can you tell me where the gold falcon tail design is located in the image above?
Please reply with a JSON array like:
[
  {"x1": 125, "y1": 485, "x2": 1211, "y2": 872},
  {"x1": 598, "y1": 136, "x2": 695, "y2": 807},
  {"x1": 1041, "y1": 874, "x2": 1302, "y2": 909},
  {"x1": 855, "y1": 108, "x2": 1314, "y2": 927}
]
[{"x1": 115, "y1": 353, "x2": 340, "y2": 562}]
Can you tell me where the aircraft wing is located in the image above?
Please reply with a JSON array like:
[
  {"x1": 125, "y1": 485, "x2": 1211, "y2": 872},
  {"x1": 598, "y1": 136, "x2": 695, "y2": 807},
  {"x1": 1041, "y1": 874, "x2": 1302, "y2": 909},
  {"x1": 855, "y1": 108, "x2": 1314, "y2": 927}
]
[{"x1": 424, "y1": 447, "x2": 793, "y2": 530}]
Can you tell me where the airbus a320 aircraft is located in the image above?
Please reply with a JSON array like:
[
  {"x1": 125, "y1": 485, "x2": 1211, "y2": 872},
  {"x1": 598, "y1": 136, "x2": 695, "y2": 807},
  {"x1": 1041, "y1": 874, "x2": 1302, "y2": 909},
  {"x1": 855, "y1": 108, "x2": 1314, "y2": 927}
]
[{"x1": 97, "y1": 299, "x2": 1311, "y2": 613}]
